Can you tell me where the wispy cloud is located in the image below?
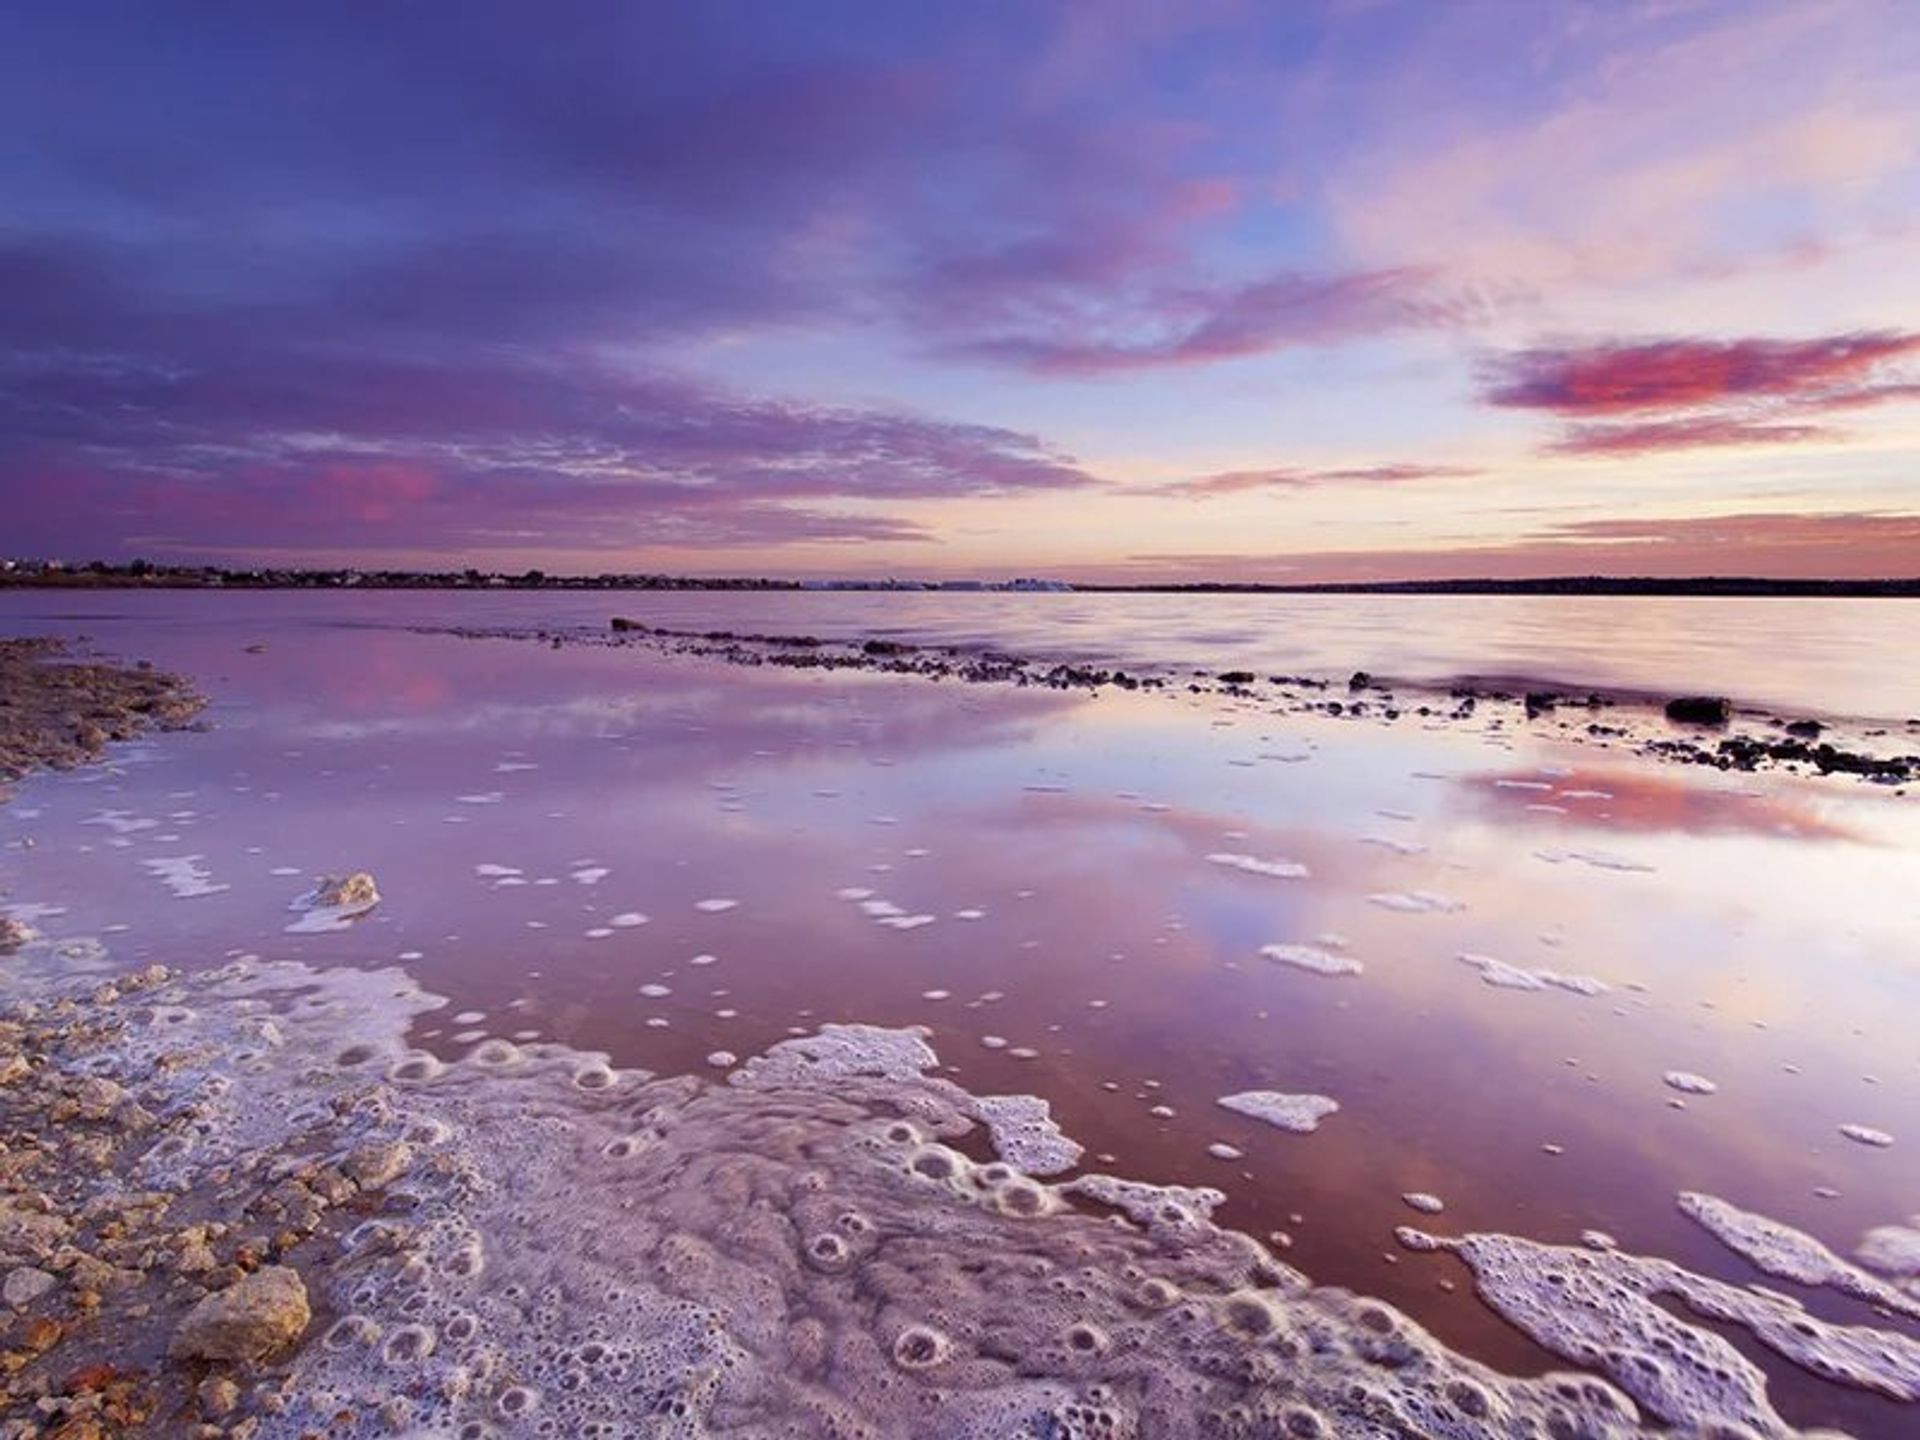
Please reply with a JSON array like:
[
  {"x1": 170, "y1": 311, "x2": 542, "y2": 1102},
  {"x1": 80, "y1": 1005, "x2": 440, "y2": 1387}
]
[
  {"x1": 1482, "y1": 331, "x2": 1920, "y2": 454},
  {"x1": 1154, "y1": 463, "x2": 1480, "y2": 498}
]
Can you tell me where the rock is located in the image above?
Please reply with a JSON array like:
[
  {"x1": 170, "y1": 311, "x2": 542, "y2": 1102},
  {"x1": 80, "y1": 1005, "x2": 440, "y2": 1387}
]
[
  {"x1": 70, "y1": 1077, "x2": 126, "y2": 1121},
  {"x1": 1524, "y1": 691, "x2": 1558, "y2": 718},
  {"x1": 1347, "y1": 670, "x2": 1372, "y2": 692},
  {"x1": 313, "y1": 872, "x2": 378, "y2": 909},
  {"x1": 1664, "y1": 695, "x2": 1730, "y2": 726},
  {"x1": 0, "y1": 916, "x2": 35, "y2": 952},
  {"x1": 197, "y1": 1375, "x2": 241, "y2": 1418},
  {"x1": 341, "y1": 1141, "x2": 413, "y2": 1191},
  {"x1": 609, "y1": 616, "x2": 644, "y2": 632},
  {"x1": 3, "y1": 1266, "x2": 57, "y2": 1309},
  {"x1": 1216, "y1": 670, "x2": 1256, "y2": 686},
  {"x1": 169, "y1": 1266, "x2": 310, "y2": 1363},
  {"x1": 0, "y1": 1201, "x2": 72, "y2": 1264},
  {"x1": 1785, "y1": 717, "x2": 1825, "y2": 738}
]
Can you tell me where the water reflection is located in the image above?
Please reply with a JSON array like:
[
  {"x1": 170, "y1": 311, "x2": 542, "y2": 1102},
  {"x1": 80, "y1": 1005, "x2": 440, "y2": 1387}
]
[{"x1": 1, "y1": 596, "x2": 1917, "y2": 1434}]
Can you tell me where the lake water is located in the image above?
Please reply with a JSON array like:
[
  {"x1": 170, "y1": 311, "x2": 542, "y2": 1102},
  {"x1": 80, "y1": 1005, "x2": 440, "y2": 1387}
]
[{"x1": 3, "y1": 589, "x2": 1918, "y2": 1436}]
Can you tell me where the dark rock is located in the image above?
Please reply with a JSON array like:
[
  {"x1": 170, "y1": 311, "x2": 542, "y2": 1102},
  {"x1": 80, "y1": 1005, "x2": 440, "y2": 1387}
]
[
  {"x1": 1216, "y1": 670, "x2": 1256, "y2": 685},
  {"x1": 1784, "y1": 718, "x2": 1824, "y2": 738},
  {"x1": 1347, "y1": 671, "x2": 1372, "y2": 692},
  {"x1": 1524, "y1": 691, "x2": 1558, "y2": 719},
  {"x1": 1664, "y1": 695, "x2": 1731, "y2": 726}
]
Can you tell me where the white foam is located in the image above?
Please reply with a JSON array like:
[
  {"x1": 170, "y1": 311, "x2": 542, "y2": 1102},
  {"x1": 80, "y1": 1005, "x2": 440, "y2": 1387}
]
[
  {"x1": 1534, "y1": 848, "x2": 1655, "y2": 874},
  {"x1": 1368, "y1": 890, "x2": 1464, "y2": 914},
  {"x1": 1458, "y1": 953, "x2": 1608, "y2": 996},
  {"x1": 1678, "y1": 1191, "x2": 1920, "y2": 1322},
  {"x1": 143, "y1": 854, "x2": 229, "y2": 899},
  {"x1": 1840, "y1": 1122, "x2": 1894, "y2": 1147},
  {"x1": 694, "y1": 897, "x2": 739, "y2": 913},
  {"x1": 1205, "y1": 852, "x2": 1310, "y2": 880},
  {"x1": 1217, "y1": 1091, "x2": 1340, "y2": 1134},
  {"x1": 1404, "y1": 1223, "x2": 1920, "y2": 1431},
  {"x1": 1259, "y1": 943, "x2": 1362, "y2": 978},
  {"x1": 1663, "y1": 1071, "x2": 1718, "y2": 1096},
  {"x1": 610, "y1": 911, "x2": 648, "y2": 927}
]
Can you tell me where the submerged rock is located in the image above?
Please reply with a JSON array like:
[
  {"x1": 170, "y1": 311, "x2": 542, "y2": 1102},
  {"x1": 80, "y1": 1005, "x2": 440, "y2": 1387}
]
[{"x1": 169, "y1": 1265, "x2": 311, "y2": 1362}]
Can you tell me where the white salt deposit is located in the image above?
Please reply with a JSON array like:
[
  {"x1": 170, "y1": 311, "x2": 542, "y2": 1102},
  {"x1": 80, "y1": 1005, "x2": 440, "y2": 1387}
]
[
  {"x1": 1258, "y1": 943, "x2": 1362, "y2": 978},
  {"x1": 1456, "y1": 953, "x2": 1607, "y2": 995},
  {"x1": 1217, "y1": 1091, "x2": 1340, "y2": 1134},
  {"x1": 143, "y1": 854, "x2": 230, "y2": 899},
  {"x1": 1857, "y1": 1221, "x2": 1920, "y2": 1277},
  {"x1": 1205, "y1": 852, "x2": 1310, "y2": 879},
  {"x1": 639, "y1": 984, "x2": 672, "y2": 998},
  {"x1": 694, "y1": 897, "x2": 739, "y2": 913},
  {"x1": 1677, "y1": 1191, "x2": 1920, "y2": 1322},
  {"x1": 1663, "y1": 1071, "x2": 1718, "y2": 1096},
  {"x1": 474, "y1": 863, "x2": 522, "y2": 878},
  {"x1": 570, "y1": 865, "x2": 610, "y2": 884},
  {"x1": 1534, "y1": 848, "x2": 1655, "y2": 873},
  {"x1": 1402, "y1": 1193, "x2": 1445, "y2": 1214},
  {"x1": 610, "y1": 911, "x2": 648, "y2": 927},
  {"x1": 1840, "y1": 1122, "x2": 1894, "y2": 1147},
  {"x1": 1359, "y1": 834, "x2": 1426, "y2": 855},
  {"x1": 1402, "y1": 1223, "x2": 1920, "y2": 1432},
  {"x1": 1367, "y1": 890, "x2": 1464, "y2": 914},
  {"x1": 1207, "y1": 1142, "x2": 1245, "y2": 1161}
]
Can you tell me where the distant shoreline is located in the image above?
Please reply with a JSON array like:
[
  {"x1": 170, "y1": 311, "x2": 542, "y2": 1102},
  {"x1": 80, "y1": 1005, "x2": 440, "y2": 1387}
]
[{"x1": 3, "y1": 568, "x2": 1918, "y2": 598}]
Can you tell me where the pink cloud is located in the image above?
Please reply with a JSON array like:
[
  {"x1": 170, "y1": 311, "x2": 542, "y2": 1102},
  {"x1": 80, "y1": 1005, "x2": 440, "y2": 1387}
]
[{"x1": 1484, "y1": 333, "x2": 1920, "y2": 415}]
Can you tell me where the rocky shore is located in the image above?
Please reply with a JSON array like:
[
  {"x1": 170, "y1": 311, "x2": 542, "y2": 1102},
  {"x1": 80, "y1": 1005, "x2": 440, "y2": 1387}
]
[
  {"x1": 0, "y1": 641, "x2": 204, "y2": 793},
  {"x1": 422, "y1": 617, "x2": 1920, "y2": 791},
  {"x1": 0, "y1": 958, "x2": 432, "y2": 1439}
]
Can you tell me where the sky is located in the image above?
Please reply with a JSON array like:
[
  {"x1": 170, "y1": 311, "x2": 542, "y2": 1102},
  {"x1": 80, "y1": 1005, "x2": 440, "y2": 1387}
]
[{"x1": 3, "y1": 0, "x2": 1918, "y2": 582}]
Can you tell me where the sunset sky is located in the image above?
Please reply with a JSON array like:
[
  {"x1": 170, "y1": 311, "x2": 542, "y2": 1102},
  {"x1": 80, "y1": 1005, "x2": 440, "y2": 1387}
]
[{"x1": 4, "y1": 0, "x2": 1918, "y2": 581}]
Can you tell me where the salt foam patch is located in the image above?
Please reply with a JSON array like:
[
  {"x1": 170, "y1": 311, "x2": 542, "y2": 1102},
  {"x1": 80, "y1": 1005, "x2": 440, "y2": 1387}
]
[
  {"x1": 1205, "y1": 852, "x2": 1310, "y2": 880},
  {"x1": 1368, "y1": 890, "x2": 1465, "y2": 914},
  {"x1": 1258, "y1": 943, "x2": 1362, "y2": 978},
  {"x1": 1677, "y1": 1190, "x2": 1920, "y2": 1322},
  {"x1": 1459, "y1": 953, "x2": 1608, "y2": 996},
  {"x1": 142, "y1": 854, "x2": 229, "y2": 899},
  {"x1": 1217, "y1": 1091, "x2": 1340, "y2": 1134},
  {"x1": 1401, "y1": 1223, "x2": 1920, "y2": 1433},
  {"x1": 0, "y1": 940, "x2": 1836, "y2": 1438}
]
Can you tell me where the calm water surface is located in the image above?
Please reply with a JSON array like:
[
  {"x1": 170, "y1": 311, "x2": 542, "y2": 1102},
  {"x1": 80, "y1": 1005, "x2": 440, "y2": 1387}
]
[{"x1": 3, "y1": 590, "x2": 1918, "y2": 1435}]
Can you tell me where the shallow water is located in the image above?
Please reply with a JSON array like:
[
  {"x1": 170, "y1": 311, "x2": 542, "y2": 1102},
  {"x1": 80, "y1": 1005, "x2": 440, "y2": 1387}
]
[
  {"x1": 3, "y1": 591, "x2": 1919, "y2": 1435},
  {"x1": 9, "y1": 586, "x2": 1920, "y2": 719}
]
